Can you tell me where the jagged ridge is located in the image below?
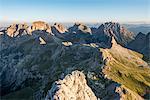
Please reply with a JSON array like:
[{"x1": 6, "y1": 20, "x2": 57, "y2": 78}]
[{"x1": 0, "y1": 21, "x2": 150, "y2": 100}]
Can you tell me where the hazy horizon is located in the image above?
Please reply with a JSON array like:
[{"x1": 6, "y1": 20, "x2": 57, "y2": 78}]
[{"x1": 0, "y1": 0, "x2": 149, "y2": 23}]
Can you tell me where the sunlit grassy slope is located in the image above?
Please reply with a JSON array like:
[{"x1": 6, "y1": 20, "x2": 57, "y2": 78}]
[{"x1": 101, "y1": 38, "x2": 150, "y2": 96}]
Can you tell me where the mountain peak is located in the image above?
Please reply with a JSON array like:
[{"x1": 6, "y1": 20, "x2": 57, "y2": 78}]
[
  {"x1": 6, "y1": 23, "x2": 29, "y2": 37},
  {"x1": 134, "y1": 32, "x2": 146, "y2": 40},
  {"x1": 95, "y1": 22, "x2": 134, "y2": 46},
  {"x1": 69, "y1": 23, "x2": 92, "y2": 34},
  {"x1": 136, "y1": 32, "x2": 146, "y2": 37},
  {"x1": 30, "y1": 21, "x2": 52, "y2": 33},
  {"x1": 53, "y1": 23, "x2": 68, "y2": 33}
]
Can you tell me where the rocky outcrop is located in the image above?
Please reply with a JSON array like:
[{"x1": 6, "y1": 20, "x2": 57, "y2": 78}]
[
  {"x1": 2, "y1": 22, "x2": 135, "y2": 47},
  {"x1": 65, "y1": 23, "x2": 93, "y2": 43},
  {"x1": 6, "y1": 23, "x2": 29, "y2": 37},
  {"x1": 92, "y1": 22, "x2": 134, "y2": 46},
  {"x1": 63, "y1": 22, "x2": 134, "y2": 47},
  {"x1": 62, "y1": 41, "x2": 72, "y2": 46},
  {"x1": 39, "y1": 37, "x2": 46, "y2": 44},
  {"x1": 6, "y1": 24, "x2": 17, "y2": 37},
  {"x1": 53, "y1": 23, "x2": 68, "y2": 33},
  {"x1": 69, "y1": 23, "x2": 92, "y2": 34},
  {"x1": 51, "y1": 23, "x2": 68, "y2": 39},
  {"x1": 29, "y1": 21, "x2": 52, "y2": 33},
  {"x1": 45, "y1": 71, "x2": 97, "y2": 100}
]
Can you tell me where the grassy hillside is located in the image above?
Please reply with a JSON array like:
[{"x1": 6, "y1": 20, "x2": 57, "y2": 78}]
[{"x1": 101, "y1": 38, "x2": 150, "y2": 96}]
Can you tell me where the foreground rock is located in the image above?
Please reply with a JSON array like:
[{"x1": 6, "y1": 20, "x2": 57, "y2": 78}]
[{"x1": 45, "y1": 70, "x2": 97, "y2": 100}]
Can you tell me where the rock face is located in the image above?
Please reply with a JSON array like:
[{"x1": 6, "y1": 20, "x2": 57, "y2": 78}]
[
  {"x1": 92, "y1": 22, "x2": 134, "y2": 46},
  {"x1": 39, "y1": 37, "x2": 46, "y2": 44},
  {"x1": 45, "y1": 71, "x2": 97, "y2": 100},
  {"x1": 53, "y1": 23, "x2": 68, "y2": 33},
  {"x1": 51, "y1": 23, "x2": 68, "y2": 39},
  {"x1": 29, "y1": 21, "x2": 52, "y2": 33},
  {"x1": 2, "y1": 21, "x2": 134, "y2": 46},
  {"x1": 64, "y1": 22, "x2": 134, "y2": 47},
  {"x1": 6, "y1": 24, "x2": 17, "y2": 37},
  {"x1": 65, "y1": 23, "x2": 92, "y2": 43},
  {"x1": 69, "y1": 23, "x2": 92, "y2": 34},
  {"x1": 62, "y1": 41, "x2": 72, "y2": 46},
  {"x1": 6, "y1": 23, "x2": 29, "y2": 37}
]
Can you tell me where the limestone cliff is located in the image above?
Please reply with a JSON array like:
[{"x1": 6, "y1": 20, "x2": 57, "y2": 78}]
[{"x1": 45, "y1": 71, "x2": 97, "y2": 100}]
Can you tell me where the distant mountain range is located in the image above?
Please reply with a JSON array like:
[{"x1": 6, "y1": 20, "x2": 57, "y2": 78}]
[
  {"x1": 123, "y1": 24, "x2": 150, "y2": 35},
  {"x1": 128, "y1": 32, "x2": 150, "y2": 62},
  {"x1": 0, "y1": 21, "x2": 150, "y2": 100}
]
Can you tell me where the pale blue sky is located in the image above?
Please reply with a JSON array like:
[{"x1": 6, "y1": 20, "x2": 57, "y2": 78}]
[{"x1": 0, "y1": 0, "x2": 149, "y2": 23}]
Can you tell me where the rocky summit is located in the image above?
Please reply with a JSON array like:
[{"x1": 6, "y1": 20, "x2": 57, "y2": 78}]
[
  {"x1": 0, "y1": 21, "x2": 150, "y2": 100},
  {"x1": 29, "y1": 21, "x2": 52, "y2": 33},
  {"x1": 45, "y1": 71, "x2": 97, "y2": 100}
]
